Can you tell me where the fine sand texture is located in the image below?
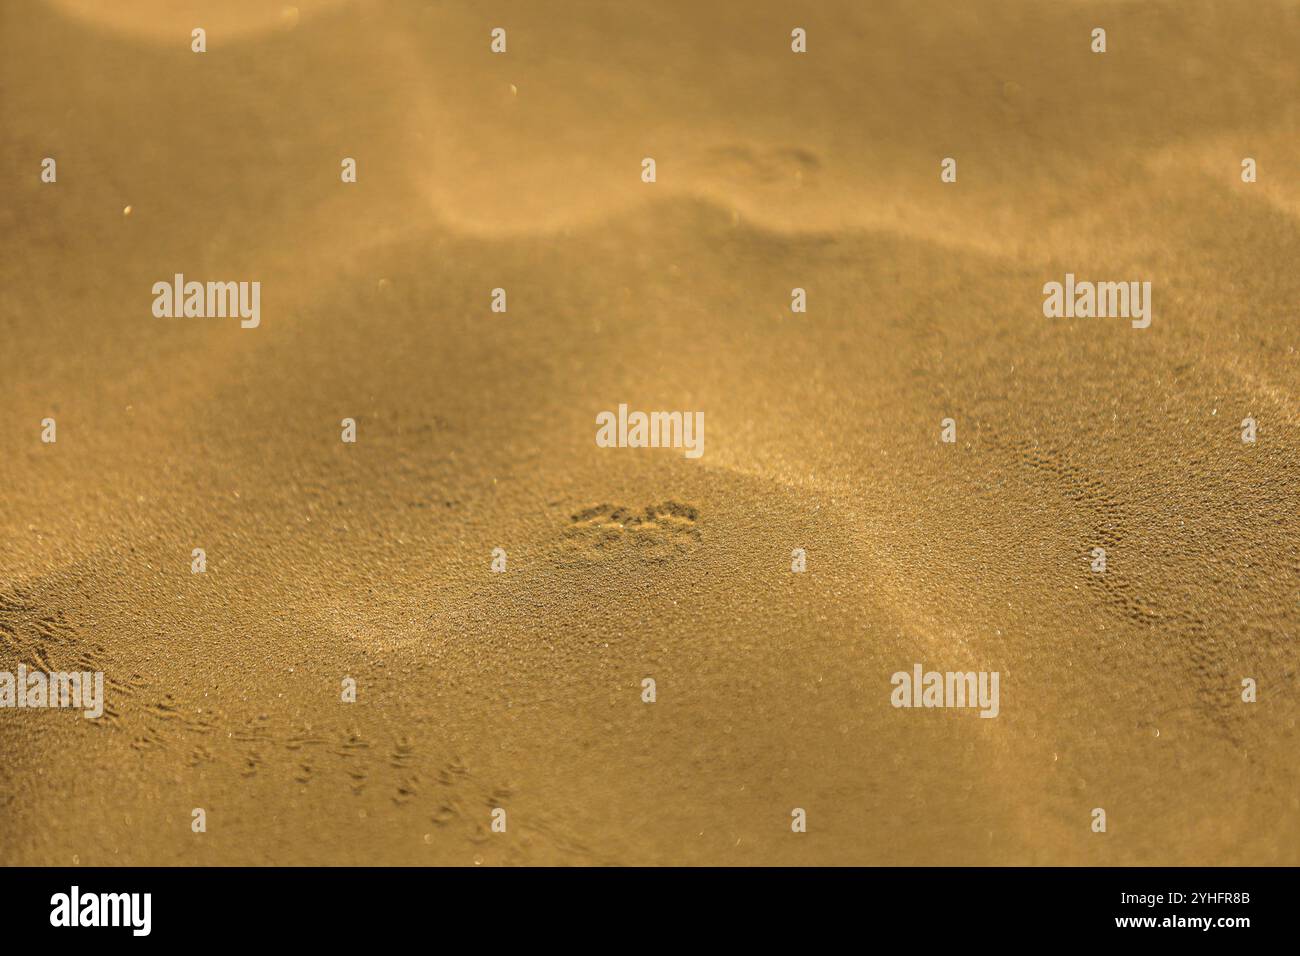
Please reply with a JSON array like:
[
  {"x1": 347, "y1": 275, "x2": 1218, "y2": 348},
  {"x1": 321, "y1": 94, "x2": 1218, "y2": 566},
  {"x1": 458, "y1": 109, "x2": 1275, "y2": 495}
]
[{"x1": 1, "y1": 0, "x2": 1298, "y2": 865}]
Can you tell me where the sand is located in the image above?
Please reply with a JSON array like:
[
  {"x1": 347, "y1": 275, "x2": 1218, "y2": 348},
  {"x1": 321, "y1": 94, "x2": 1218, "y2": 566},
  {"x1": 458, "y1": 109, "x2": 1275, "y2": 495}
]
[{"x1": 1, "y1": 0, "x2": 1297, "y2": 865}]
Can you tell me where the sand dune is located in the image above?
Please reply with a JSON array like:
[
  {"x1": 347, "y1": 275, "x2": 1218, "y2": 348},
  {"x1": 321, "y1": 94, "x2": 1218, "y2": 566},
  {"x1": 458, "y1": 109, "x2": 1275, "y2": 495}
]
[{"x1": 1, "y1": 0, "x2": 1297, "y2": 865}]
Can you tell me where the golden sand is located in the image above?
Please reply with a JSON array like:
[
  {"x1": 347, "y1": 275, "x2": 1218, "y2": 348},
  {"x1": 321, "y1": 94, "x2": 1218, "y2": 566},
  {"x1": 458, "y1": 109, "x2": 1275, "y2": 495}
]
[{"x1": 1, "y1": 0, "x2": 1297, "y2": 865}]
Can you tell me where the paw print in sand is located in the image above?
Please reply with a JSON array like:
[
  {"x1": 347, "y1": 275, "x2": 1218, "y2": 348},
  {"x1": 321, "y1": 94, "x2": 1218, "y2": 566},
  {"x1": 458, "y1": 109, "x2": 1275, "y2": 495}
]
[{"x1": 560, "y1": 502, "x2": 701, "y2": 564}]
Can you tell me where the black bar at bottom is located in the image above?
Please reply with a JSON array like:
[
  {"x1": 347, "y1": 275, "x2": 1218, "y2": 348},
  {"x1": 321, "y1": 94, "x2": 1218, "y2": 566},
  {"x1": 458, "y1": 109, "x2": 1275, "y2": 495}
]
[{"x1": 0, "y1": 866, "x2": 1281, "y2": 942}]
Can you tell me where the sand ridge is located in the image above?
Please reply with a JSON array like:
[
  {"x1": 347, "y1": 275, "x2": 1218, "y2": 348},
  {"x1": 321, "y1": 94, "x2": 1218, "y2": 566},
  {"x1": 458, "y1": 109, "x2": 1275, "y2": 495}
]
[{"x1": 1, "y1": 0, "x2": 1297, "y2": 865}]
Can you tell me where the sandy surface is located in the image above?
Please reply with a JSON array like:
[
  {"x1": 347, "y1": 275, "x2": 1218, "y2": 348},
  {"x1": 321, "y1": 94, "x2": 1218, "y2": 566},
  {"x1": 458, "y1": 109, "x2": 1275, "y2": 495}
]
[{"x1": 1, "y1": 0, "x2": 1297, "y2": 865}]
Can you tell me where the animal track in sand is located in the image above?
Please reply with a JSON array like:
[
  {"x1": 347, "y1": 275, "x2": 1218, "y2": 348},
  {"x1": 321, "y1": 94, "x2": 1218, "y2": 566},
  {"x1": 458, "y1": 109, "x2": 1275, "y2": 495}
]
[
  {"x1": 560, "y1": 502, "x2": 702, "y2": 564},
  {"x1": 0, "y1": 588, "x2": 78, "y2": 672},
  {"x1": 704, "y1": 143, "x2": 823, "y2": 187},
  {"x1": 0, "y1": 585, "x2": 139, "y2": 724}
]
